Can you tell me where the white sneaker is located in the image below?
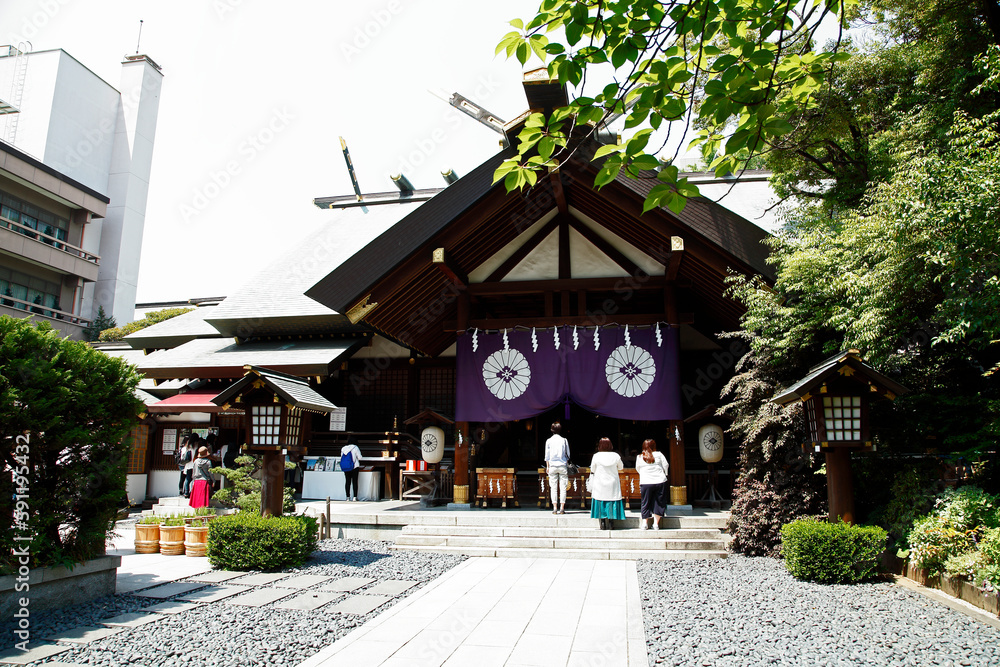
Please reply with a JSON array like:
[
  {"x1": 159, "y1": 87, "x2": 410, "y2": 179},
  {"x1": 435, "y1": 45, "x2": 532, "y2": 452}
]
[
  {"x1": 641, "y1": 523, "x2": 650, "y2": 530},
  {"x1": 652, "y1": 522, "x2": 660, "y2": 531}
]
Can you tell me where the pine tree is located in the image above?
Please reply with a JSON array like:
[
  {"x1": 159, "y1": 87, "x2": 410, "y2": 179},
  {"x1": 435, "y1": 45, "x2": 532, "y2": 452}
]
[{"x1": 83, "y1": 305, "x2": 116, "y2": 341}]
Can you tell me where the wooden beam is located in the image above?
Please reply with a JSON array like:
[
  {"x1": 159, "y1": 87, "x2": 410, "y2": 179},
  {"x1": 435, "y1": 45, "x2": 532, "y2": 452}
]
[
  {"x1": 550, "y1": 169, "x2": 568, "y2": 214},
  {"x1": 432, "y1": 247, "x2": 468, "y2": 287},
  {"x1": 469, "y1": 276, "x2": 666, "y2": 296},
  {"x1": 567, "y1": 217, "x2": 641, "y2": 277},
  {"x1": 485, "y1": 216, "x2": 559, "y2": 282},
  {"x1": 665, "y1": 236, "x2": 684, "y2": 281},
  {"x1": 558, "y1": 214, "x2": 571, "y2": 279},
  {"x1": 445, "y1": 312, "x2": 693, "y2": 331}
]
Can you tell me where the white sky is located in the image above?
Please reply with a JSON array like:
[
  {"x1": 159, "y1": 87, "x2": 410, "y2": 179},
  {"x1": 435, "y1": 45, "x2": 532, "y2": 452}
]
[{"x1": 1, "y1": 0, "x2": 547, "y2": 304}]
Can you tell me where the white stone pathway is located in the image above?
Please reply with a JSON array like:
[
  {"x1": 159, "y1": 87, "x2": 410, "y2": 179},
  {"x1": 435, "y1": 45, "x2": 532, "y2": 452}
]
[{"x1": 297, "y1": 557, "x2": 648, "y2": 667}]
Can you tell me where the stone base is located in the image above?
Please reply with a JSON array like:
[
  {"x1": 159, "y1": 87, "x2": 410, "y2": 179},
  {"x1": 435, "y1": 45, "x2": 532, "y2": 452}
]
[
  {"x1": 0, "y1": 555, "x2": 121, "y2": 616},
  {"x1": 446, "y1": 503, "x2": 472, "y2": 511}
]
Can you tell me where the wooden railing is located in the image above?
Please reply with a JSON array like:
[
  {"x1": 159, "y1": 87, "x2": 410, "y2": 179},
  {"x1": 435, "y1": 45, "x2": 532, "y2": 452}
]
[
  {"x1": 1, "y1": 215, "x2": 100, "y2": 264},
  {"x1": 0, "y1": 292, "x2": 90, "y2": 326}
]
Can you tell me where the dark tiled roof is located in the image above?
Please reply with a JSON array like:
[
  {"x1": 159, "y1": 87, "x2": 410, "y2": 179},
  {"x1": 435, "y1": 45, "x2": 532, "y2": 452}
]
[
  {"x1": 207, "y1": 205, "x2": 420, "y2": 337},
  {"x1": 212, "y1": 365, "x2": 338, "y2": 414},
  {"x1": 772, "y1": 350, "x2": 910, "y2": 404},
  {"x1": 136, "y1": 337, "x2": 362, "y2": 379}
]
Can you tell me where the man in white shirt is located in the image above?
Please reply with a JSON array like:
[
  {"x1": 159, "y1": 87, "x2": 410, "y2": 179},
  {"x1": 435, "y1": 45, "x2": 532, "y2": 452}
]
[{"x1": 544, "y1": 422, "x2": 571, "y2": 514}]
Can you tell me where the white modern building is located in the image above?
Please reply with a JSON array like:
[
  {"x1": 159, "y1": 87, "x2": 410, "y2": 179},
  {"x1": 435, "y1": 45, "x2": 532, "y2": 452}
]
[{"x1": 0, "y1": 45, "x2": 163, "y2": 335}]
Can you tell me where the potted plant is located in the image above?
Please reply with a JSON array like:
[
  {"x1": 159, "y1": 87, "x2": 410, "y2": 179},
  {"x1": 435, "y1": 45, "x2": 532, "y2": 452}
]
[
  {"x1": 184, "y1": 518, "x2": 210, "y2": 557},
  {"x1": 159, "y1": 517, "x2": 187, "y2": 556},
  {"x1": 134, "y1": 515, "x2": 163, "y2": 554}
]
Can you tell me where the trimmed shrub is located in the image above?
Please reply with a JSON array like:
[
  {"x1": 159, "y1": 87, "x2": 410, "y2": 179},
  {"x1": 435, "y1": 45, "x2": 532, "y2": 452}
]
[
  {"x1": 906, "y1": 515, "x2": 975, "y2": 573},
  {"x1": 98, "y1": 307, "x2": 193, "y2": 342},
  {"x1": 975, "y1": 563, "x2": 1000, "y2": 592},
  {"x1": 207, "y1": 513, "x2": 318, "y2": 571},
  {"x1": 780, "y1": 518, "x2": 887, "y2": 584}
]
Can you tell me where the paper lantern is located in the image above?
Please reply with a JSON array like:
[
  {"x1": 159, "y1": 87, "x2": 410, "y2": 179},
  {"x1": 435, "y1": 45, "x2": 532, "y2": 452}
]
[
  {"x1": 421, "y1": 426, "x2": 445, "y2": 464},
  {"x1": 698, "y1": 424, "x2": 724, "y2": 463}
]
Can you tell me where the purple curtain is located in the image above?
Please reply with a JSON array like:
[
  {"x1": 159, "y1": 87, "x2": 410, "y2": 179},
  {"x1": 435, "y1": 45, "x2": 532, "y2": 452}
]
[{"x1": 455, "y1": 325, "x2": 681, "y2": 422}]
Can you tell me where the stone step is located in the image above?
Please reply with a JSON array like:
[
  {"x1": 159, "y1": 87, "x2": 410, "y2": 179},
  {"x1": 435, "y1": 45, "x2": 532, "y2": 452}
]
[
  {"x1": 326, "y1": 511, "x2": 729, "y2": 530},
  {"x1": 394, "y1": 534, "x2": 724, "y2": 551},
  {"x1": 399, "y1": 524, "x2": 722, "y2": 540},
  {"x1": 389, "y1": 544, "x2": 728, "y2": 561}
]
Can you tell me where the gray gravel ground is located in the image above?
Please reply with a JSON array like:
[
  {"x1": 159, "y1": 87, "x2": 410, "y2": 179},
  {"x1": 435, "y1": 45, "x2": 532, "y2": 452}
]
[
  {"x1": 639, "y1": 555, "x2": 1000, "y2": 667},
  {"x1": 0, "y1": 539, "x2": 465, "y2": 666}
]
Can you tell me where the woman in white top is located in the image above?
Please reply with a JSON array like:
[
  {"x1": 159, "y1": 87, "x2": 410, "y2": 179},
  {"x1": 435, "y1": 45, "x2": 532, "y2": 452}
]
[
  {"x1": 636, "y1": 439, "x2": 669, "y2": 530},
  {"x1": 589, "y1": 437, "x2": 625, "y2": 530}
]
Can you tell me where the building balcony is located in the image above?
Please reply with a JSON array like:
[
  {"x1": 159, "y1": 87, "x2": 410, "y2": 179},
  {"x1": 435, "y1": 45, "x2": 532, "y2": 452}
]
[
  {"x1": 0, "y1": 292, "x2": 90, "y2": 340},
  {"x1": 0, "y1": 215, "x2": 100, "y2": 282}
]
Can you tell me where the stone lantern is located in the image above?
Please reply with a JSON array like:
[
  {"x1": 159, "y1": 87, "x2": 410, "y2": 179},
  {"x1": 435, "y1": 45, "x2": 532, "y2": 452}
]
[
  {"x1": 213, "y1": 365, "x2": 338, "y2": 516},
  {"x1": 772, "y1": 350, "x2": 908, "y2": 523}
]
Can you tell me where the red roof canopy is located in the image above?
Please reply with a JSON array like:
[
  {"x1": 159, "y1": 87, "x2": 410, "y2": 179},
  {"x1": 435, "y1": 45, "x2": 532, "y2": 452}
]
[{"x1": 148, "y1": 390, "x2": 224, "y2": 414}]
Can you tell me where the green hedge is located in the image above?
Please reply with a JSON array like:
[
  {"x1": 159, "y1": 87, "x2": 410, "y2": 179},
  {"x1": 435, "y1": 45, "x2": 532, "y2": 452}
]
[
  {"x1": 207, "y1": 513, "x2": 318, "y2": 571},
  {"x1": 780, "y1": 518, "x2": 887, "y2": 584}
]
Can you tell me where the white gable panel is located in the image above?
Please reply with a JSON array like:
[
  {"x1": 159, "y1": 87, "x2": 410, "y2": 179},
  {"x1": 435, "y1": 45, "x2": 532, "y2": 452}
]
[
  {"x1": 467, "y1": 209, "x2": 558, "y2": 283},
  {"x1": 567, "y1": 227, "x2": 630, "y2": 278},
  {"x1": 569, "y1": 207, "x2": 668, "y2": 275},
  {"x1": 505, "y1": 228, "x2": 560, "y2": 281}
]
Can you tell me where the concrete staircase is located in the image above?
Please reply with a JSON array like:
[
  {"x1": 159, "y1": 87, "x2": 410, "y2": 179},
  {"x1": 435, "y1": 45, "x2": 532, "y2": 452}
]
[
  {"x1": 390, "y1": 514, "x2": 730, "y2": 561},
  {"x1": 143, "y1": 496, "x2": 225, "y2": 517}
]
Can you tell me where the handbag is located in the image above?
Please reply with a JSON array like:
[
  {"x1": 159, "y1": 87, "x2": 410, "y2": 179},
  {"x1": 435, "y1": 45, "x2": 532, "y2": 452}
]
[{"x1": 567, "y1": 461, "x2": 579, "y2": 475}]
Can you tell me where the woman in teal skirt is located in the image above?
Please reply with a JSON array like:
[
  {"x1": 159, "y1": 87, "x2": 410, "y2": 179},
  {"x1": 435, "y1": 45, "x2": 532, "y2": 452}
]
[{"x1": 589, "y1": 437, "x2": 625, "y2": 529}]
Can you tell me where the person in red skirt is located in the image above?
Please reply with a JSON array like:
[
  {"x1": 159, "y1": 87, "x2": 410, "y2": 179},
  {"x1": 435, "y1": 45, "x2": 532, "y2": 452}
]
[{"x1": 188, "y1": 446, "x2": 218, "y2": 509}]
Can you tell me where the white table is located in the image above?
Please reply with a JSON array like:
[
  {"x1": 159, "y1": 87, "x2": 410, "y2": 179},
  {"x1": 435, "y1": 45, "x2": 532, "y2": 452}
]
[{"x1": 301, "y1": 470, "x2": 381, "y2": 501}]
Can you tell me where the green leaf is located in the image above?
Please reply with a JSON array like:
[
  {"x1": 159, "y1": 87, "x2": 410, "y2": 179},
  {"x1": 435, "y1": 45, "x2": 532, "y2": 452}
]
[
  {"x1": 594, "y1": 143, "x2": 622, "y2": 159},
  {"x1": 705, "y1": 79, "x2": 727, "y2": 96},
  {"x1": 509, "y1": 18, "x2": 524, "y2": 30},
  {"x1": 594, "y1": 162, "x2": 621, "y2": 188},
  {"x1": 538, "y1": 136, "x2": 556, "y2": 161},
  {"x1": 631, "y1": 154, "x2": 660, "y2": 171}
]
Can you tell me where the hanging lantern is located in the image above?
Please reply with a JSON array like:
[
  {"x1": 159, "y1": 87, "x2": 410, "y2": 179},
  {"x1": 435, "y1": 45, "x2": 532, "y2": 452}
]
[
  {"x1": 698, "y1": 424, "x2": 724, "y2": 463},
  {"x1": 421, "y1": 425, "x2": 445, "y2": 464}
]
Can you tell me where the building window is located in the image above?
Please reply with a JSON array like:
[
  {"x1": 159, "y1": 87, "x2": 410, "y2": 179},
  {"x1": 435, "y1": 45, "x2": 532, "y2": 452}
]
[
  {"x1": 0, "y1": 267, "x2": 62, "y2": 315},
  {"x1": 0, "y1": 190, "x2": 69, "y2": 245},
  {"x1": 126, "y1": 424, "x2": 152, "y2": 474}
]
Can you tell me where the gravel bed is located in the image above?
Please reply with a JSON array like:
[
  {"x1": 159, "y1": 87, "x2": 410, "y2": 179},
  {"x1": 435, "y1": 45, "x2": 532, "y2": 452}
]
[
  {"x1": 639, "y1": 555, "x2": 1000, "y2": 667},
  {"x1": 0, "y1": 539, "x2": 465, "y2": 666}
]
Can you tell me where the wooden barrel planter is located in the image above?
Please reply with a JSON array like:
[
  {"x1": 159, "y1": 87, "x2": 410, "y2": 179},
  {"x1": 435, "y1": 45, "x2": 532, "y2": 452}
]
[
  {"x1": 134, "y1": 523, "x2": 160, "y2": 554},
  {"x1": 159, "y1": 525, "x2": 186, "y2": 556},
  {"x1": 184, "y1": 524, "x2": 209, "y2": 557}
]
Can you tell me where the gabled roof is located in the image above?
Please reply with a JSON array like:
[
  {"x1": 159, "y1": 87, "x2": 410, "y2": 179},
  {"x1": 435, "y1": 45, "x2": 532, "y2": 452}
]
[
  {"x1": 212, "y1": 365, "x2": 338, "y2": 414},
  {"x1": 772, "y1": 350, "x2": 910, "y2": 405},
  {"x1": 304, "y1": 143, "x2": 774, "y2": 356},
  {"x1": 124, "y1": 305, "x2": 222, "y2": 350},
  {"x1": 206, "y1": 204, "x2": 421, "y2": 338}
]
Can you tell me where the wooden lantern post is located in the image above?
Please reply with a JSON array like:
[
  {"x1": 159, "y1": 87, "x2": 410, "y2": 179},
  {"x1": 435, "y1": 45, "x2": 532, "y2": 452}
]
[
  {"x1": 772, "y1": 350, "x2": 908, "y2": 524},
  {"x1": 213, "y1": 365, "x2": 338, "y2": 517}
]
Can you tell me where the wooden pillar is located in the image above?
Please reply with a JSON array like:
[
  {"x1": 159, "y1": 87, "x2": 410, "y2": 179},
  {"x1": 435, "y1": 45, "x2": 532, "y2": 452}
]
[
  {"x1": 825, "y1": 448, "x2": 855, "y2": 524},
  {"x1": 453, "y1": 421, "x2": 470, "y2": 504},
  {"x1": 260, "y1": 449, "x2": 284, "y2": 517},
  {"x1": 668, "y1": 419, "x2": 687, "y2": 505}
]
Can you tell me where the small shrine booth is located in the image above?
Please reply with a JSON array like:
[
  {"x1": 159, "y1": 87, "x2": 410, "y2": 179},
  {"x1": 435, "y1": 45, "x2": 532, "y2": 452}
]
[{"x1": 304, "y1": 75, "x2": 775, "y2": 507}]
